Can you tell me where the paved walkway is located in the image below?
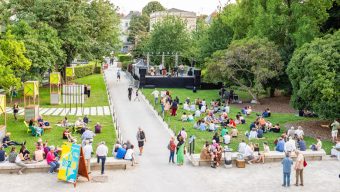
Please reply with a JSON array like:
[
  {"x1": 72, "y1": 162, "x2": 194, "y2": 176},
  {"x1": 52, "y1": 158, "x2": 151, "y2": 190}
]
[
  {"x1": 5, "y1": 106, "x2": 111, "y2": 116},
  {"x1": 0, "y1": 64, "x2": 339, "y2": 192}
]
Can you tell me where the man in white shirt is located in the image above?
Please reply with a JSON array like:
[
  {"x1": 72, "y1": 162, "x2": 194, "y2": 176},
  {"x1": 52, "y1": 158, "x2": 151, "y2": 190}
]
[
  {"x1": 244, "y1": 144, "x2": 256, "y2": 164},
  {"x1": 96, "y1": 141, "x2": 108, "y2": 175},
  {"x1": 248, "y1": 128, "x2": 258, "y2": 140},
  {"x1": 284, "y1": 137, "x2": 296, "y2": 152},
  {"x1": 83, "y1": 140, "x2": 93, "y2": 174},
  {"x1": 151, "y1": 88, "x2": 160, "y2": 105},
  {"x1": 200, "y1": 105, "x2": 206, "y2": 113},
  {"x1": 295, "y1": 126, "x2": 304, "y2": 139},
  {"x1": 238, "y1": 140, "x2": 247, "y2": 155},
  {"x1": 223, "y1": 134, "x2": 231, "y2": 144},
  {"x1": 195, "y1": 109, "x2": 201, "y2": 117},
  {"x1": 124, "y1": 144, "x2": 136, "y2": 166},
  {"x1": 81, "y1": 128, "x2": 96, "y2": 146}
]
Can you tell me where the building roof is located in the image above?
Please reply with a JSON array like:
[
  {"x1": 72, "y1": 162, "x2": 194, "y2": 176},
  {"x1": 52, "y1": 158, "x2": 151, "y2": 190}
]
[
  {"x1": 205, "y1": 11, "x2": 218, "y2": 24},
  {"x1": 123, "y1": 11, "x2": 141, "y2": 19},
  {"x1": 167, "y1": 8, "x2": 195, "y2": 14}
]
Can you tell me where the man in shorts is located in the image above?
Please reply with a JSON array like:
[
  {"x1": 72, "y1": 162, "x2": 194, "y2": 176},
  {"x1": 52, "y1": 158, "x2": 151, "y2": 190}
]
[
  {"x1": 331, "y1": 119, "x2": 339, "y2": 143},
  {"x1": 136, "y1": 127, "x2": 146, "y2": 155}
]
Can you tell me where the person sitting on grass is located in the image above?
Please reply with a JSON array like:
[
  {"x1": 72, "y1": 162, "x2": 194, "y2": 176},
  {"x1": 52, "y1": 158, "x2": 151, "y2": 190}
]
[
  {"x1": 83, "y1": 115, "x2": 89, "y2": 124},
  {"x1": 228, "y1": 118, "x2": 236, "y2": 128},
  {"x1": 63, "y1": 128, "x2": 77, "y2": 143},
  {"x1": 310, "y1": 137, "x2": 322, "y2": 151},
  {"x1": 75, "y1": 118, "x2": 86, "y2": 132},
  {"x1": 116, "y1": 144, "x2": 127, "y2": 159},
  {"x1": 194, "y1": 109, "x2": 201, "y2": 117},
  {"x1": 220, "y1": 126, "x2": 228, "y2": 137},
  {"x1": 2, "y1": 132, "x2": 25, "y2": 148},
  {"x1": 223, "y1": 133, "x2": 231, "y2": 145},
  {"x1": 181, "y1": 112, "x2": 188, "y2": 122},
  {"x1": 276, "y1": 137, "x2": 285, "y2": 152},
  {"x1": 37, "y1": 115, "x2": 50, "y2": 127},
  {"x1": 95, "y1": 122, "x2": 102, "y2": 133},
  {"x1": 230, "y1": 127, "x2": 238, "y2": 137},
  {"x1": 190, "y1": 103, "x2": 196, "y2": 111},
  {"x1": 199, "y1": 121, "x2": 207, "y2": 131},
  {"x1": 187, "y1": 114, "x2": 194, "y2": 122},
  {"x1": 61, "y1": 116, "x2": 69, "y2": 127},
  {"x1": 262, "y1": 108, "x2": 271, "y2": 117},
  {"x1": 269, "y1": 123, "x2": 281, "y2": 133},
  {"x1": 193, "y1": 119, "x2": 201, "y2": 129},
  {"x1": 257, "y1": 128, "x2": 264, "y2": 138},
  {"x1": 183, "y1": 102, "x2": 190, "y2": 111},
  {"x1": 29, "y1": 119, "x2": 44, "y2": 136},
  {"x1": 295, "y1": 126, "x2": 304, "y2": 139},
  {"x1": 247, "y1": 128, "x2": 258, "y2": 140},
  {"x1": 212, "y1": 132, "x2": 220, "y2": 143},
  {"x1": 200, "y1": 104, "x2": 207, "y2": 113}
]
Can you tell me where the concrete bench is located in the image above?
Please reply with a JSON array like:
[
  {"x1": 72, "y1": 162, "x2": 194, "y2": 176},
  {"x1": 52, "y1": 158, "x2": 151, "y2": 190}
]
[
  {"x1": 0, "y1": 157, "x2": 132, "y2": 174},
  {"x1": 190, "y1": 149, "x2": 326, "y2": 166}
]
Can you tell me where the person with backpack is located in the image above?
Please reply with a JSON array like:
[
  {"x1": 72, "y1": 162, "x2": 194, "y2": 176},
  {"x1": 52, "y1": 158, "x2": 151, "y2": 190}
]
[
  {"x1": 137, "y1": 127, "x2": 146, "y2": 155},
  {"x1": 168, "y1": 137, "x2": 177, "y2": 164}
]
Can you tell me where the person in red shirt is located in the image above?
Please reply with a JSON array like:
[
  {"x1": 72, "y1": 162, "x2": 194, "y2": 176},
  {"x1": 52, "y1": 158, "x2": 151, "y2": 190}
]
[
  {"x1": 168, "y1": 137, "x2": 177, "y2": 164},
  {"x1": 46, "y1": 146, "x2": 59, "y2": 174},
  {"x1": 228, "y1": 118, "x2": 236, "y2": 128}
]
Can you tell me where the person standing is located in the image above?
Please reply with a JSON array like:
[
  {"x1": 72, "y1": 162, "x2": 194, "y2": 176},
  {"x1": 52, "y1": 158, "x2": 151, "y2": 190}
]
[
  {"x1": 171, "y1": 100, "x2": 178, "y2": 116},
  {"x1": 168, "y1": 137, "x2": 177, "y2": 164},
  {"x1": 87, "y1": 85, "x2": 91, "y2": 98},
  {"x1": 13, "y1": 103, "x2": 19, "y2": 121},
  {"x1": 136, "y1": 127, "x2": 146, "y2": 155},
  {"x1": 83, "y1": 140, "x2": 93, "y2": 174},
  {"x1": 176, "y1": 136, "x2": 185, "y2": 166},
  {"x1": 151, "y1": 88, "x2": 159, "y2": 105},
  {"x1": 128, "y1": 86, "x2": 133, "y2": 101},
  {"x1": 117, "y1": 70, "x2": 121, "y2": 82},
  {"x1": 96, "y1": 141, "x2": 108, "y2": 175},
  {"x1": 331, "y1": 119, "x2": 339, "y2": 143},
  {"x1": 294, "y1": 150, "x2": 304, "y2": 186},
  {"x1": 134, "y1": 88, "x2": 140, "y2": 101},
  {"x1": 282, "y1": 153, "x2": 293, "y2": 187}
]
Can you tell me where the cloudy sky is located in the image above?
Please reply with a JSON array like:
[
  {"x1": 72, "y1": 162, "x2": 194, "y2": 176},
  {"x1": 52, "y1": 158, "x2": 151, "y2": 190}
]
[{"x1": 111, "y1": 0, "x2": 234, "y2": 15}]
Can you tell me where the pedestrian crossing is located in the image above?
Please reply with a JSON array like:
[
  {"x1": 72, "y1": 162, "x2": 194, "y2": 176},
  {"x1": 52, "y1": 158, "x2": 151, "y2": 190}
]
[{"x1": 5, "y1": 106, "x2": 111, "y2": 116}]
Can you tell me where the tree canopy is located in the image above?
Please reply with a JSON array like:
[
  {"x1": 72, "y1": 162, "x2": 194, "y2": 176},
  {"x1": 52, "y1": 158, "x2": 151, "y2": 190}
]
[
  {"x1": 142, "y1": 1, "x2": 165, "y2": 16},
  {"x1": 205, "y1": 38, "x2": 284, "y2": 101},
  {"x1": 287, "y1": 30, "x2": 340, "y2": 119}
]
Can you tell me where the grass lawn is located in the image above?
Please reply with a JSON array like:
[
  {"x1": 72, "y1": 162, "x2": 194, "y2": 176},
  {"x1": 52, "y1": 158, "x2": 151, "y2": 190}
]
[
  {"x1": 6, "y1": 74, "x2": 109, "y2": 108},
  {"x1": 3, "y1": 115, "x2": 116, "y2": 157},
  {"x1": 142, "y1": 88, "x2": 333, "y2": 154}
]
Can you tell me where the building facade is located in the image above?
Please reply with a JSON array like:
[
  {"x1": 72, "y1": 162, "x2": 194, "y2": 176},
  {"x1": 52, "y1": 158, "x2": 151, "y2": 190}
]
[
  {"x1": 150, "y1": 8, "x2": 197, "y2": 31},
  {"x1": 120, "y1": 11, "x2": 140, "y2": 53}
]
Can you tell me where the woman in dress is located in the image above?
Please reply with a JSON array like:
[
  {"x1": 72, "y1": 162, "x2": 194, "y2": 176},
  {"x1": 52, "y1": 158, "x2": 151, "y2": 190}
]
[{"x1": 176, "y1": 136, "x2": 185, "y2": 166}]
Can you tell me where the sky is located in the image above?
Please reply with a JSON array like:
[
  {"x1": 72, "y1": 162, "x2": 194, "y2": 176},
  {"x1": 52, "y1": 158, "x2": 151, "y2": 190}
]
[{"x1": 111, "y1": 0, "x2": 234, "y2": 15}]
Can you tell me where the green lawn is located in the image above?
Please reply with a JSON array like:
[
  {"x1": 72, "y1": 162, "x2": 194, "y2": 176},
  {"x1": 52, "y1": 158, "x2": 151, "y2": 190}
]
[
  {"x1": 4, "y1": 115, "x2": 116, "y2": 157},
  {"x1": 7, "y1": 74, "x2": 109, "y2": 108},
  {"x1": 142, "y1": 88, "x2": 333, "y2": 154}
]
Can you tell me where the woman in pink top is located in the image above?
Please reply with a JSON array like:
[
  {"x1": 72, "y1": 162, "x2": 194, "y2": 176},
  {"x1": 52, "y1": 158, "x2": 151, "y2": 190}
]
[{"x1": 47, "y1": 146, "x2": 59, "y2": 174}]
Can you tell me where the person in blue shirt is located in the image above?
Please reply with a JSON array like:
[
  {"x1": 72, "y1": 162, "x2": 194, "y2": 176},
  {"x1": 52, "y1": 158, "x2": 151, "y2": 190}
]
[
  {"x1": 276, "y1": 138, "x2": 285, "y2": 152},
  {"x1": 116, "y1": 145, "x2": 127, "y2": 159},
  {"x1": 281, "y1": 152, "x2": 293, "y2": 187},
  {"x1": 199, "y1": 122, "x2": 207, "y2": 131},
  {"x1": 249, "y1": 122, "x2": 256, "y2": 131},
  {"x1": 257, "y1": 129, "x2": 264, "y2": 138},
  {"x1": 297, "y1": 138, "x2": 307, "y2": 151}
]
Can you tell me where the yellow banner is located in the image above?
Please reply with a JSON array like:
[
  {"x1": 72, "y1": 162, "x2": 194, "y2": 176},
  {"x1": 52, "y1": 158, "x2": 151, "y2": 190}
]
[
  {"x1": 66, "y1": 67, "x2": 74, "y2": 77},
  {"x1": 0, "y1": 95, "x2": 5, "y2": 114},
  {"x1": 50, "y1": 72, "x2": 61, "y2": 84},
  {"x1": 24, "y1": 81, "x2": 39, "y2": 96}
]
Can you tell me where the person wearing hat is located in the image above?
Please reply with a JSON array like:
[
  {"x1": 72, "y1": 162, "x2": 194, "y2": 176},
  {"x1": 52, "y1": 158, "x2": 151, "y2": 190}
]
[
  {"x1": 83, "y1": 140, "x2": 93, "y2": 174},
  {"x1": 2, "y1": 132, "x2": 25, "y2": 148},
  {"x1": 96, "y1": 141, "x2": 108, "y2": 175}
]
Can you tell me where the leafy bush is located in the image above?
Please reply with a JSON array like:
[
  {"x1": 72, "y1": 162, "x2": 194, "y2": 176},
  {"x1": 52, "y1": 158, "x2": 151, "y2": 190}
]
[
  {"x1": 118, "y1": 54, "x2": 133, "y2": 62},
  {"x1": 121, "y1": 60, "x2": 131, "y2": 71},
  {"x1": 94, "y1": 66, "x2": 102, "y2": 74},
  {"x1": 74, "y1": 63, "x2": 95, "y2": 78}
]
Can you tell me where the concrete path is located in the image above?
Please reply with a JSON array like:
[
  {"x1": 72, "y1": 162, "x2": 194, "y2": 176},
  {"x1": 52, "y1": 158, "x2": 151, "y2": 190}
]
[{"x1": 0, "y1": 64, "x2": 339, "y2": 192}]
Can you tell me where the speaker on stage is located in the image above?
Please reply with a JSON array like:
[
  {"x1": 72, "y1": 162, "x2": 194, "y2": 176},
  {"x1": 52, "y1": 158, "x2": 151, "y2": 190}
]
[
  {"x1": 194, "y1": 69, "x2": 201, "y2": 89},
  {"x1": 139, "y1": 68, "x2": 147, "y2": 87}
]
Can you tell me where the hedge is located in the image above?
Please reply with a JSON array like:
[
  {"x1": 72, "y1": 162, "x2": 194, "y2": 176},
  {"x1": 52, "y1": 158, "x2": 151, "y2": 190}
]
[
  {"x1": 118, "y1": 54, "x2": 133, "y2": 62},
  {"x1": 74, "y1": 63, "x2": 95, "y2": 78},
  {"x1": 121, "y1": 60, "x2": 131, "y2": 71}
]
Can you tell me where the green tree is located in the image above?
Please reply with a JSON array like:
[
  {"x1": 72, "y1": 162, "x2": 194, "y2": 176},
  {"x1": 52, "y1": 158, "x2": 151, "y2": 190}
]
[
  {"x1": 287, "y1": 30, "x2": 340, "y2": 119},
  {"x1": 142, "y1": 1, "x2": 165, "y2": 16},
  {"x1": 0, "y1": 31, "x2": 31, "y2": 92},
  {"x1": 128, "y1": 14, "x2": 149, "y2": 45},
  {"x1": 9, "y1": 21, "x2": 64, "y2": 79},
  {"x1": 145, "y1": 16, "x2": 190, "y2": 67},
  {"x1": 205, "y1": 38, "x2": 284, "y2": 101}
]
